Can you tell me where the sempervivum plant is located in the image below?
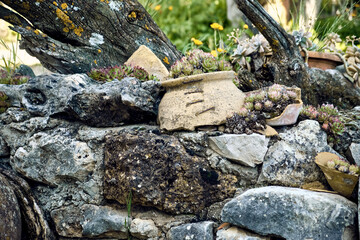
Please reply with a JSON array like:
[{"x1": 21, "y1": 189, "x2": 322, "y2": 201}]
[
  {"x1": 88, "y1": 65, "x2": 158, "y2": 82},
  {"x1": 300, "y1": 103, "x2": 345, "y2": 143},
  {"x1": 0, "y1": 68, "x2": 29, "y2": 85},
  {"x1": 326, "y1": 156, "x2": 359, "y2": 176},
  {"x1": 225, "y1": 107, "x2": 266, "y2": 134},
  {"x1": 169, "y1": 49, "x2": 233, "y2": 78}
]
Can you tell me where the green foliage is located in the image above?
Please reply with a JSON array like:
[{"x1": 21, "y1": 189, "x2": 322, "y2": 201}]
[
  {"x1": 169, "y1": 49, "x2": 232, "y2": 78},
  {"x1": 0, "y1": 91, "x2": 10, "y2": 114},
  {"x1": 0, "y1": 33, "x2": 20, "y2": 75},
  {"x1": 139, "y1": 0, "x2": 231, "y2": 52},
  {"x1": 88, "y1": 65, "x2": 158, "y2": 82}
]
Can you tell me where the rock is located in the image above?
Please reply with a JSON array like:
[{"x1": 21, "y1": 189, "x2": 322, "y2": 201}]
[
  {"x1": 0, "y1": 173, "x2": 22, "y2": 240},
  {"x1": 130, "y1": 218, "x2": 159, "y2": 239},
  {"x1": 347, "y1": 143, "x2": 360, "y2": 165},
  {"x1": 305, "y1": 68, "x2": 360, "y2": 109},
  {"x1": 176, "y1": 132, "x2": 209, "y2": 157},
  {"x1": 259, "y1": 120, "x2": 335, "y2": 186},
  {"x1": 221, "y1": 186, "x2": 358, "y2": 240},
  {"x1": 209, "y1": 134, "x2": 269, "y2": 167},
  {"x1": 104, "y1": 130, "x2": 237, "y2": 214},
  {"x1": 167, "y1": 221, "x2": 214, "y2": 240},
  {"x1": 256, "y1": 125, "x2": 278, "y2": 137},
  {"x1": 67, "y1": 78, "x2": 161, "y2": 127},
  {"x1": 216, "y1": 227, "x2": 270, "y2": 240},
  {"x1": 0, "y1": 135, "x2": 9, "y2": 157},
  {"x1": 125, "y1": 45, "x2": 170, "y2": 81},
  {"x1": 51, "y1": 204, "x2": 130, "y2": 238},
  {"x1": 12, "y1": 131, "x2": 96, "y2": 186},
  {"x1": 207, "y1": 150, "x2": 259, "y2": 186},
  {"x1": 15, "y1": 64, "x2": 36, "y2": 78},
  {"x1": 0, "y1": 107, "x2": 31, "y2": 126},
  {"x1": 2, "y1": 73, "x2": 161, "y2": 127}
]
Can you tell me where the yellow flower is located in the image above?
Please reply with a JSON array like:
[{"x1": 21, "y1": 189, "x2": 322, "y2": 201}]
[
  {"x1": 154, "y1": 5, "x2": 161, "y2": 11},
  {"x1": 168, "y1": 6, "x2": 173, "y2": 11},
  {"x1": 191, "y1": 38, "x2": 203, "y2": 46},
  {"x1": 243, "y1": 24, "x2": 249, "y2": 29},
  {"x1": 211, "y1": 50, "x2": 218, "y2": 57},
  {"x1": 217, "y1": 48, "x2": 226, "y2": 53},
  {"x1": 210, "y1": 23, "x2": 223, "y2": 31}
]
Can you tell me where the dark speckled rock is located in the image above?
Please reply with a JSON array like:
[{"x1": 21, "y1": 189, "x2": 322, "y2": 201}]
[
  {"x1": 0, "y1": 173, "x2": 22, "y2": 240},
  {"x1": 104, "y1": 130, "x2": 237, "y2": 214}
]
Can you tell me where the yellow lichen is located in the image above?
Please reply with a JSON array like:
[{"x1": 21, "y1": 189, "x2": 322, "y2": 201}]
[
  {"x1": 98, "y1": 49, "x2": 102, "y2": 53},
  {"x1": 163, "y1": 57, "x2": 170, "y2": 65},
  {"x1": 94, "y1": 60, "x2": 97, "y2": 64},
  {"x1": 53, "y1": 1, "x2": 58, "y2": 6},
  {"x1": 145, "y1": 24, "x2": 149, "y2": 30},
  {"x1": 128, "y1": 11, "x2": 137, "y2": 19},
  {"x1": 26, "y1": 26, "x2": 32, "y2": 30},
  {"x1": 74, "y1": 26, "x2": 84, "y2": 36},
  {"x1": 61, "y1": 3, "x2": 68, "y2": 9},
  {"x1": 63, "y1": 27, "x2": 69, "y2": 33},
  {"x1": 34, "y1": 29, "x2": 40, "y2": 35}
]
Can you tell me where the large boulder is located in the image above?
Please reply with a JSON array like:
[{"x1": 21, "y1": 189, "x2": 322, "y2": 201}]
[
  {"x1": 258, "y1": 120, "x2": 335, "y2": 186},
  {"x1": 221, "y1": 186, "x2": 358, "y2": 240},
  {"x1": 1, "y1": 74, "x2": 161, "y2": 127},
  {"x1": 104, "y1": 130, "x2": 237, "y2": 214}
]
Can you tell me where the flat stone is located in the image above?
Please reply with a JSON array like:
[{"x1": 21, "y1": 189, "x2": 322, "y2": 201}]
[
  {"x1": 130, "y1": 218, "x2": 159, "y2": 239},
  {"x1": 104, "y1": 130, "x2": 237, "y2": 214},
  {"x1": 167, "y1": 221, "x2": 214, "y2": 240},
  {"x1": 209, "y1": 134, "x2": 269, "y2": 167},
  {"x1": 125, "y1": 45, "x2": 170, "y2": 81},
  {"x1": 256, "y1": 125, "x2": 278, "y2": 137},
  {"x1": 51, "y1": 204, "x2": 130, "y2": 238},
  {"x1": 258, "y1": 120, "x2": 336, "y2": 186},
  {"x1": 216, "y1": 227, "x2": 270, "y2": 240},
  {"x1": 0, "y1": 173, "x2": 22, "y2": 240},
  {"x1": 221, "y1": 186, "x2": 358, "y2": 240}
]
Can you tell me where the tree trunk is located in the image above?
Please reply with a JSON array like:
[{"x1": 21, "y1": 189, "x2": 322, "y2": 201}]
[
  {"x1": 0, "y1": 0, "x2": 182, "y2": 74},
  {"x1": 234, "y1": 0, "x2": 309, "y2": 87}
]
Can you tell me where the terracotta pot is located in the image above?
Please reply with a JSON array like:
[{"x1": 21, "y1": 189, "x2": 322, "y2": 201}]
[
  {"x1": 315, "y1": 152, "x2": 358, "y2": 198},
  {"x1": 158, "y1": 71, "x2": 245, "y2": 131},
  {"x1": 301, "y1": 51, "x2": 342, "y2": 70}
]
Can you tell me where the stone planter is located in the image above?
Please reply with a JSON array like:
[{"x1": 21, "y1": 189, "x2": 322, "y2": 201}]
[
  {"x1": 301, "y1": 51, "x2": 342, "y2": 70},
  {"x1": 266, "y1": 87, "x2": 303, "y2": 126},
  {"x1": 315, "y1": 152, "x2": 358, "y2": 198},
  {"x1": 158, "y1": 71, "x2": 245, "y2": 131}
]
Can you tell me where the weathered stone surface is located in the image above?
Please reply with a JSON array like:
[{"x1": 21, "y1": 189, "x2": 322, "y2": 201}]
[
  {"x1": 216, "y1": 227, "x2": 270, "y2": 240},
  {"x1": 207, "y1": 150, "x2": 259, "y2": 186},
  {"x1": 167, "y1": 221, "x2": 214, "y2": 240},
  {"x1": 209, "y1": 134, "x2": 269, "y2": 167},
  {"x1": 221, "y1": 186, "x2": 358, "y2": 240},
  {"x1": 0, "y1": 173, "x2": 22, "y2": 240},
  {"x1": 51, "y1": 204, "x2": 129, "y2": 238},
  {"x1": 0, "y1": 135, "x2": 9, "y2": 157},
  {"x1": 348, "y1": 143, "x2": 360, "y2": 165},
  {"x1": 0, "y1": 107, "x2": 31, "y2": 126},
  {"x1": 176, "y1": 132, "x2": 209, "y2": 157},
  {"x1": 130, "y1": 218, "x2": 159, "y2": 239},
  {"x1": 125, "y1": 45, "x2": 170, "y2": 81},
  {"x1": 259, "y1": 120, "x2": 335, "y2": 186},
  {"x1": 104, "y1": 130, "x2": 237, "y2": 214},
  {"x1": 1, "y1": 74, "x2": 161, "y2": 127},
  {"x1": 12, "y1": 132, "x2": 96, "y2": 186}
]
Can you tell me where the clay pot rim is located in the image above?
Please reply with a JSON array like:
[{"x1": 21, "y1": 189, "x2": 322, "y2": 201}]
[
  {"x1": 300, "y1": 51, "x2": 342, "y2": 63},
  {"x1": 161, "y1": 71, "x2": 235, "y2": 88},
  {"x1": 315, "y1": 152, "x2": 359, "y2": 178}
]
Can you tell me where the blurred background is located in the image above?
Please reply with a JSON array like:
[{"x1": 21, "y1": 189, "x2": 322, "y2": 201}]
[{"x1": 0, "y1": 0, "x2": 359, "y2": 75}]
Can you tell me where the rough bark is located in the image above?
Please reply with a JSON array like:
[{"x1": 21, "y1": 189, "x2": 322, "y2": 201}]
[
  {"x1": 234, "y1": 0, "x2": 309, "y2": 86},
  {"x1": 0, "y1": 0, "x2": 182, "y2": 74}
]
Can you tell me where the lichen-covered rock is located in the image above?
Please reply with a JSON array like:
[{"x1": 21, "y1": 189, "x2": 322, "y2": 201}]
[
  {"x1": 51, "y1": 204, "x2": 130, "y2": 239},
  {"x1": 0, "y1": 135, "x2": 9, "y2": 157},
  {"x1": 216, "y1": 227, "x2": 270, "y2": 240},
  {"x1": 0, "y1": 173, "x2": 22, "y2": 240},
  {"x1": 104, "y1": 130, "x2": 237, "y2": 214},
  {"x1": 130, "y1": 218, "x2": 159, "y2": 239},
  {"x1": 348, "y1": 143, "x2": 360, "y2": 165},
  {"x1": 209, "y1": 133, "x2": 269, "y2": 167},
  {"x1": 258, "y1": 120, "x2": 335, "y2": 186},
  {"x1": 221, "y1": 186, "x2": 358, "y2": 240},
  {"x1": 12, "y1": 132, "x2": 96, "y2": 186},
  {"x1": 1, "y1": 73, "x2": 161, "y2": 127},
  {"x1": 167, "y1": 221, "x2": 214, "y2": 240}
]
